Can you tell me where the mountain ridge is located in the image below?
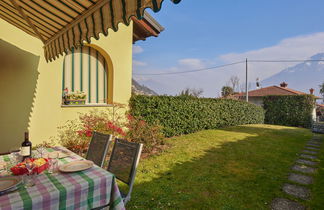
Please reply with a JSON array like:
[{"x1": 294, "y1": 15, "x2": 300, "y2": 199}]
[
  {"x1": 261, "y1": 53, "x2": 324, "y2": 96},
  {"x1": 132, "y1": 79, "x2": 158, "y2": 96}
]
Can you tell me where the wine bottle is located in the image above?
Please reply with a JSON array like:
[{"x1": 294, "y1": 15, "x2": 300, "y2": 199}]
[{"x1": 21, "y1": 132, "x2": 32, "y2": 160}]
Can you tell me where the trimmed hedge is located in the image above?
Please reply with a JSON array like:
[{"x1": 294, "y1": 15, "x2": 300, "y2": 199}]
[
  {"x1": 129, "y1": 95, "x2": 265, "y2": 137},
  {"x1": 263, "y1": 95, "x2": 315, "y2": 128}
]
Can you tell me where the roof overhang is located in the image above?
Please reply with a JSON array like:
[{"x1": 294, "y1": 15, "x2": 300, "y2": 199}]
[
  {"x1": 0, "y1": 0, "x2": 180, "y2": 62},
  {"x1": 133, "y1": 11, "x2": 164, "y2": 43}
]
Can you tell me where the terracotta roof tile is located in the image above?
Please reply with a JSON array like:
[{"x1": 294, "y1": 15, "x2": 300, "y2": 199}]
[{"x1": 233, "y1": 86, "x2": 309, "y2": 97}]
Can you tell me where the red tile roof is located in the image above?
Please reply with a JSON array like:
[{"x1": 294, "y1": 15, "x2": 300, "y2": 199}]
[{"x1": 233, "y1": 86, "x2": 310, "y2": 97}]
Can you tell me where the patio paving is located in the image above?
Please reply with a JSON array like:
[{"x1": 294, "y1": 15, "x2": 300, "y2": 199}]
[
  {"x1": 288, "y1": 173, "x2": 313, "y2": 185},
  {"x1": 292, "y1": 164, "x2": 316, "y2": 174},
  {"x1": 282, "y1": 184, "x2": 310, "y2": 200},
  {"x1": 271, "y1": 198, "x2": 305, "y2": 210}
]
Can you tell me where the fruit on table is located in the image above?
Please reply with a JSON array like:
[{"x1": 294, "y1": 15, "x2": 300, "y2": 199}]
[
  {"x1": 11, "y1": 158, "x2": 49, "y2": 175},
  {"x1": 33, "y1": 158, "x2": 47, "y2": 166}
]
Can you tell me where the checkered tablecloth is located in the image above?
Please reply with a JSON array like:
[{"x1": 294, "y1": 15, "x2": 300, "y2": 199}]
[{"x1": 0, "y1": 147, "x2": 125, "y2": 210}]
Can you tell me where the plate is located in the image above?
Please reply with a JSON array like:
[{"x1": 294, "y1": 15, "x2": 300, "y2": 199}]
[
  {"x1": 58, "y1": 160, "x2": 93, "y2": 173},
  {"x1": 46, "y1": 151, "x2": 70, "y2": 159},
  {"x1": 0, "y1": 176, "x2": 22, "y2": 193}
]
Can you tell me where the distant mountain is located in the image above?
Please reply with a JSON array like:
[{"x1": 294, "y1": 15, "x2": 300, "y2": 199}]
[
  {"x1": 132, "y1": 79, "x2": 158, "y2": 96},
  {"x1": 262, "y1": 53, "x2": 324, "y2": 96}
]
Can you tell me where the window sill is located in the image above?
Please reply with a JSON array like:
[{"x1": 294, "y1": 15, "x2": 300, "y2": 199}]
[{"x1": 61, "y1": 104, "x2": 113, "y2": 108}]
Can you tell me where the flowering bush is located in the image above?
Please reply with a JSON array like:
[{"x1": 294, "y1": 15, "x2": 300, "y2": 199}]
[
  {"x1": 76, "y1": 112, "x2": 126, "y2": 138},
  {"x1": 56, "y1": 106, "x2": 126, "y2": 155},
  {"x1": 125, "y1": 115, "x2": 164, "y2": 153},
  {"x1": 55, "y1": 104, "x2": 165, "y2": 156}
]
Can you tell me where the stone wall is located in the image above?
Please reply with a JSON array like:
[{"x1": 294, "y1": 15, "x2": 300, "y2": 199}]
[{"x1": 312, "y1": 122, "x2": 324, "y2": 134}]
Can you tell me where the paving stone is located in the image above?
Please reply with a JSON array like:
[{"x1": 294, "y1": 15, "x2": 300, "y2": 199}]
[
  {"x1": 271, "y1": 198, "x2": 305, "y2": 210},
  {"x1": 305, "y1": 146, "x2": 320, "y2": 151},
  {"x1": 308, "y1": 142, "x2": 321, "y2": 147},
  {"x1": 306, "y1": 143, "x2": 321, "y2": 148},
  {"x1": 282, "y1": 184, "x2": 310, "y2": 200},
  {"x1": 309, "y1": 142, "x2": 321, "y2": 145},
  {"x1": 288, "y1": 173, "x2": 313, "y2": 185},
  {"x1": 309, "y1": 139, "x2": 323, "y2": 143},
  {"x1": 301, "y1": 150, "x2": 318, "y2": 155},
  {"x1": 300, "y1": 154, "x2": 317, "y2": 160},
  {"x1": 296, "y1": 159, "x2": 318, "y2": 166},
  {"x1": 312, "y1": 140, "x2": 322, "y2": 143},
  {"x1": 292, "y1": 164, "x2": 316, "y2": 174}
]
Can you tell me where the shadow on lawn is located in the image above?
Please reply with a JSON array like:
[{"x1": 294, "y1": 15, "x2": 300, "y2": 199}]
[{"x1": 127, "y1": 125, "x2": 312, "y2": 209}]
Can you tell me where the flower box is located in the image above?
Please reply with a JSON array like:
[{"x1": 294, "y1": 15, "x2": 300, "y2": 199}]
[
  {"x1": 62, "y1": 90, "x2": 87, "y2": 105},
  {"x1": 64, "y1": 99, "x2": 86, "y2": 105}
]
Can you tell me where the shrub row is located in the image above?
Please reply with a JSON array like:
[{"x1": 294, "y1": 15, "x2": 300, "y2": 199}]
[
  {"x1": 263, "y1": 95, "x2": 315, "y2": 128},
  {"x1": 129, "y1": 95, "x2": 265, "y2": 137}
]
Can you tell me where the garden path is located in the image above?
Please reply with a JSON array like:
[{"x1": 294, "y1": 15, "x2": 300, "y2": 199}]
[{"x1": 271, "y1": 136, "x2": 322, "y2": 210}]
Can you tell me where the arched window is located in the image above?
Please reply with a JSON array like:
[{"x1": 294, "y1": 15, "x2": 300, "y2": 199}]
[{"x1": 62, "y1": 46, "x2": 109, "y2": 105}]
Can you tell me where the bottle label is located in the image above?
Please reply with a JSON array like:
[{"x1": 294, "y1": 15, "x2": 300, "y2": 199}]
[{"x1": 20, "y1": 146, "x2": 30, "y2": 156}]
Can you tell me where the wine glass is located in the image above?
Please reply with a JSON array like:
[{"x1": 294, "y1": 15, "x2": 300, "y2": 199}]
[
  {"x1": 9, "y1": 147, "x2": 22, "y2": 165},
  {"x1": 36, "y1": 147, "x2": 46, "y2": 158},
  {"x1": 48, "y1": 152, "x2": 59, "y2": 174},
  {"x1": 24, "y1": 159, "x2": 36, "y2": 187}
]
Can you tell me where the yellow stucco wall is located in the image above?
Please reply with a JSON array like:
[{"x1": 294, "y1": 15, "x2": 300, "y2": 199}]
[{"x1": 0, "y1": 19, "x2": 133, "y2": 153}]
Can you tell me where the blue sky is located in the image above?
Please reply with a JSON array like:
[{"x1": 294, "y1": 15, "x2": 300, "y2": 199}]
[{"x1": 133, "y1": 0, "x2": 324, "y2": 96}]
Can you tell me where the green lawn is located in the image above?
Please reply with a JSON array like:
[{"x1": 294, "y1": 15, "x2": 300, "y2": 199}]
[
  {"x1": 309, "y1": 139, "x2": 324, "y2": 209},
  {"x1": 123, "y1": 124, "x2": 321, "y2": 209}
]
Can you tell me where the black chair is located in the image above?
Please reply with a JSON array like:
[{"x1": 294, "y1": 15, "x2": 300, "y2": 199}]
[
  {"x1": 107, "y1": 138, "x2": 143, "y2": 205},
  {"x1": 86, "y1": 132, "x2": 112, "y2": 167}
]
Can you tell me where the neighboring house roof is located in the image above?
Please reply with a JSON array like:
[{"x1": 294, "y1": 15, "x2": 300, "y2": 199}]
[
  {"x1": 132, "y1": 12, "x2": 164, "y2": 43},
  {"x1": 233, "y1": 85, "x2": 318, "y2": 98}
]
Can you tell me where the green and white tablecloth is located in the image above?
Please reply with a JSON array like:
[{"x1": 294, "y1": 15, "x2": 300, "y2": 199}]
[{"x1": 0, "y1": 147, "x2": 125, "y2": 210}]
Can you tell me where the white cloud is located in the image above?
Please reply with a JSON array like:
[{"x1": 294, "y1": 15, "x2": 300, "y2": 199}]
[
  {"x1": 219, "y1": 32, "x2": 324, "y2": 80},
  {"x1": 134, "y1": 32, "x2": 324, "y2": 97},
  {"x1": 133, "y1": 45, "x2": 144, "y2": 54},
  {"x1": 178, "y1": 58, "x2": 206, "y2": 69},
  {"x1": 133, "y1": 60, "x2": 147, "y2": 67}
]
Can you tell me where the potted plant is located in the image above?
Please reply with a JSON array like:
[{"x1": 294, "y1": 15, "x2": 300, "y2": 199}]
[{"x1": 63, "y1": 89, "x2": 86, "y2": 105}]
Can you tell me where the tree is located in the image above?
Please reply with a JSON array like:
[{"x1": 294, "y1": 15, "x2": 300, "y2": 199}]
[
  {"x1": 240, "y1": 82, "x2": 252, "y2": 93},
  {"x1": 228, "y1": 76, "x2": 240, "y2": 92},
  {"x1": 320, "y1": 82, "x2": 324, "y2": 102},
  {"x1": 221, "y1": 86, "x2": 234, "y2": 97},
  {"x1": 179, "y1": 88, "x2": 204, "y2": 98}
]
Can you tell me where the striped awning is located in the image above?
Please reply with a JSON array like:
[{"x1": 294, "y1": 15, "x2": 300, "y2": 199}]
[{"x1": 0, "y1": 0, "x2": 181, "y2": 62}]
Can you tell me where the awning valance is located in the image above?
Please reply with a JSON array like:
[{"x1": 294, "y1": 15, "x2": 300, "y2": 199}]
[{"x1": 0, "y1": 0, "x2": 181, "y2": 61}]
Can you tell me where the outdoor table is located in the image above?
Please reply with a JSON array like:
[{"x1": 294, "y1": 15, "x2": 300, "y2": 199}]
[{"x1": 0, "y1": 147, "x2": 125, "y2": 210}]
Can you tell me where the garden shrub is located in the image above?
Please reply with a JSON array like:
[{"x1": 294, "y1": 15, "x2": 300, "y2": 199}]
[
  {"x1": 129, "y1": 95, "x2": 265, "y2": 137},
  {"x1": 56, "y1": 109, "x2": 126, "y2": 155},
  {"x1": 55, "y1": 107, "x2": 165, "y2": 155},
  {"x1": 125, "y1": 115, "x2": 164, "y2": 153},
  {"x1": 263, "y1": 95, "x2": 315, "y2": 128}
]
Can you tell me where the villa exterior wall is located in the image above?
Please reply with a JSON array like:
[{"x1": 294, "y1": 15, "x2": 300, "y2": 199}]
[{"x1": 0, "y1": 19, "x2": 133, "y2": 153}]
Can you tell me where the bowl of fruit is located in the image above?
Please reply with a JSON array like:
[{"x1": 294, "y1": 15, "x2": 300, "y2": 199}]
[{"x1": 10, "y1": 158, "x2": 49, "y2": 175}]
